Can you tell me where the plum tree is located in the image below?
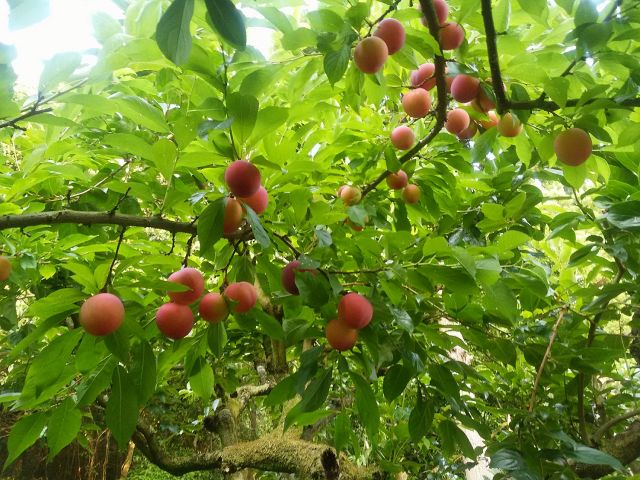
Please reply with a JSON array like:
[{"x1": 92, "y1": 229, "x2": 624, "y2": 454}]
[
  {"x1": 445, "y1": 108, "x2": 471, "y2": 135},
  {"x1": 167, "y1": 267, "x2": 205, "y2": 305},
  {"x1": 223, "y1": 198, "x2": 245, "y2": 234},
  {"x1": 338, "y1": 185, "x2": 361, "y2": 205},
  {"x1": 402, "y1": 89, "x2": 432, "y2": 118},
  {"x1": 155, "y1": 302, "x2": 194, "y2": 339},
  {"x1": 353, "y1": 36, "x2": 388, "y2": 74},
  {"x1": 239, "y1": 185, "x2": 268, "y2": 214},
  {"x1": 338, "y1": 293, "x2": 373, "y2": 329},
  {"x1": 439, "y1": 22, "x2": 464, "y2": 50},
  {"x1": 224, "y1": 281, "x2": 257, "y2": 313},
  {"x1": 79, "y1": 293, "x2": 125, "y2": 336},
  {"x1": 325, "y1": 319, "x2": 358, "y2": 351},
  {"x1": 410, "y1": 63, "x2": 436, "y2": 90},
  {"x1": 390, "y1": 126, "x2": 415, "y2": 150},
  {"x1": 386, "y1": 169, "x2": 409, "y2": 190},
  {"x1": 554, "y1": 128, "x2": 592, "y2": 166},
  {"x1": 224, "y1": 160, "x2": 261, "y2": 198},
  {"x1": 450, "y1": 74, "x2": 480, "y2": 103},
  {"x1": 373, "y1": 18, "x2": 405, "y2": 55},
  {"x1": 403, "y1": 184, "x2": 421, "y2": 204},
  {"x1": 0, "y1": 256, "x2": 11, "y2": 281},
  {"x1": 497, "y1": 112, "x2": 523, "y2": 137},
  {"x1": 199, "y1": 293, "x2": 228, "y2": 323}
]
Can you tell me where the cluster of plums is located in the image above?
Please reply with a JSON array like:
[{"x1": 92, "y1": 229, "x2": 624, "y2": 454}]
[
  {"x1": 157, "y1": 268, "x2": 257, "y2": 339},
  {"x1": 281, "y1": 261, "x2": 373, "y2": 351},
  {"x1": 223, "y1": 160, "x2": 268, "y2": 235},
  {"x1": 326, "y1": 293, "x2": 373, "y2": 351}
]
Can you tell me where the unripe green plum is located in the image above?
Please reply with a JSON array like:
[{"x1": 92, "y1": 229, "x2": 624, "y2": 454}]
[
  {"x1": 386, "y1": 170, "x2": 409, "y2": 190},
  {"x1": 402, "y1": 184, "x2": 421, "y2": 204},
  {"x1": 326, "y1": 319, "x2": 358, "y2": 351},
  {"x1": 445, "y1": 108, "x2": 470, "y2": 135},
  {"x1": 451, "y1": 74, "x2": 480, "y2": 103},
  {"x1": 390, "y1": 126, "x2": 415, "y2": 150},
  {"x1": 224, "y1": 160, "x2": 261, "y2": 198},
  {"x1": 156, "y1": 302, "x2": 194, "y2": 339},
  {"x1": 439, "y1": 22, "x2": 464, "y2": 50},
  {"x1": 353, "y1": 36, "x2": 388, "y2": 74},
  {"x1": 338, "y1": 292, "x2": 373, "y2": 329},
  {"x1": 373, "y1": 18, "x2": 405, "y2": 55},
  {"x1": 402, "y1": 89, "x2": 432, "y2": 118},
  {"x1": 80, "y1": 293, "x2": 125, "y2": 336},
  {"x1": 497, "y1": 113, "x2": 523, "y2": 137},
  {"x1": 554, "y1": 128, "x2": 592, "y2": 166}
]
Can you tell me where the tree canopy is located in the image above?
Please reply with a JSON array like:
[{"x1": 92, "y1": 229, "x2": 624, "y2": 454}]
[{"x1": 1, "y1": 0, "x2": 640, "y2": 478}]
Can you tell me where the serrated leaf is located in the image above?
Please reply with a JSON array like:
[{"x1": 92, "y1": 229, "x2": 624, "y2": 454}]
[{"x1": 156, "y1": 0, "x2": 194, "y2": 65}]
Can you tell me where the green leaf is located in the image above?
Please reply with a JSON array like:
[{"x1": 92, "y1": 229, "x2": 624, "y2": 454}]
[
  {"x1": 4, "y1": 412, "x2": 47, "y2": 469},
  {"x1": 496, "y1": 230, "x2": 530, "y2": 251},
  {"x1": 490, "y1": 449, "x2": 526, "y2": 470},
  {"x1": 189, "y1": 357, "x2": 214, "y2": 401},
  {"x1": 197, "y1": 198, "x2": 226, "y2": 254},
  {"x1": 245, "y1": 205, "x2": 270, "y2": 248},
  {"x1": 567, "y1": 444, "x2": 623, "y2": 471},
  {"x1": 112, "y1": 95, "x2": 170, "y2": 133},
  {"x1": 605, "y1": 201, "x2": 640, "y2": 231},
  {"x1": 103, "y1": 133, "x2": 154, "y2": 160},
  {"x1": 439, "y1": 420, "x2": 476, "y2": 458},
  {"x1": 76, "y1": 357, "x2": 118, "y2": 407},
  {"x1": 105, "y1": 366, "x2": 139, "y2": 449},
  {"x1": 264, "y1": 374, "x2": 298, "y2": 407},
  {"x1": 349, "y1": 372, "x2": 379, "y2": 442},
  {"x1": 383, "y1": 364, "x2": 413, "y2": 402},
  {"x1": 207, "y1": 322, "x2": 227, "y2": 357},
  {"x1": 285, "y1": 368, "x2": 332, "y2": 429},
  {"x1": 249, "y1": 106, "x2": 289, "y2": 145},
  {"x1": 130, "y1": 342, "x2": 156, "y2": 407},
  {"x1": 8, "y1": 0, "x2": 50, "y2": 30},
  {"x1": 38, "y1": 52, "x2": 81, "y2": 92},
  {"x1": 333, "y1": 412, "x2": 350, "y2": 451},
  {"x1": 47, "y1": 398, "x2": 81, "y2": 461},
  {"x1": 227, "y1": 92, "x2": 259, "y2": 147},
  {"x1": 204, "y1": 0, "x2": 246, "y2": 49},
  {"x1": 428, "y1": 364, "x2": 461, "y2": 406},
  {"x1": 152, "y1": 138, "x2": 177, "y2": 180},
  {"x1": 543, "y1": 77, "x2": 569, "y2": 107},
  {"x1": 409, "y1": 387, "x2": 434, "y2": 442},
  {"x1": 324, "y1": 46, "x2": 350, "y2": 85},
  {"x1": 255, "y1": 310, "x2": 285, "y2": 340},
  {"x1": 156, "y1": 0, "x2": 194, "y2": 65}
]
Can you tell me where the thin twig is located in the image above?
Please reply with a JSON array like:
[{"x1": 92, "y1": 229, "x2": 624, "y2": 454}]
[
  {"x1": 366, "y1": 0, "x2": 402, "y2": 36},
  {"x1": 528, "y1": 308, "x2": 566, "y2": 412},
  {"x1": 592, "y1": 408, "x2": 640, "y2": 444},
  {"x1": 361, "y1": 0, "x2": 448, "y2": 199},
  {"x1": 273, "y1": 232, "x2": 301, "y2": 258},
  {"x1": 182, "y1": 234, "x2": 196, "y2": 268},
  {"x1": 102, "y1": 226, "x2": 127, "y2": 292}
]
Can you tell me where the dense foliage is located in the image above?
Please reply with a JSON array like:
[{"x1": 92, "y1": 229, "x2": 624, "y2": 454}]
[{"x1": 1, "y1": 0, "x2": 640, "y2": 478}]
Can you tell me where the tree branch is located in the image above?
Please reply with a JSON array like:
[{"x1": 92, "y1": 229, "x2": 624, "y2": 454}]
[
  {"x1": 361, "y1": 0, "x2": 448, "y2": 199},
  {"x1": 593, "y1": 409, "x2": 640, "y2": 444},
  {"x1": 0, "y1": 107, "x2": 54, "y2": 130},
  {"x1": 480, "y1": 0, "x2": 509, "y2": 114},
  {"x1": 528, "y1": 308, "x2": 566, "y2": 412},
  {"x1": 509, "y1": 95, "x2": 640, "y2": 112},
  {"x1": 575, "y1": 421, "x2": 640, "y2": 478}
]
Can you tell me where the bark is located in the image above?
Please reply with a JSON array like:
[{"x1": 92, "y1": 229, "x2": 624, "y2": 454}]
[{"x1": 575, "y1": 421, "x2": 640, "y2": 478}]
